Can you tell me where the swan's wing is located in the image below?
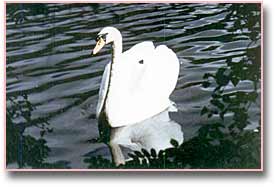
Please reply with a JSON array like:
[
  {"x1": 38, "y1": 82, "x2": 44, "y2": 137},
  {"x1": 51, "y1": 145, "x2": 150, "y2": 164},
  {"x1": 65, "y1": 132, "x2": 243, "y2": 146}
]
[
  {"x1": 105, "y1": 43, "x2": 180, "y2": 127},
  {"x1": 127, "y1": 44, "x2": 179, "y2": 111},
  {"x1": 132, "y1": 44, "x2": 180, "y2": 121},
  {"x1": 123, "y1": 43, "x2": 179, "y2": 100},
  {"x1": 96, "y1": 62, "x2": 110, "y2": 118},
  {"x1": 149, "y1": 45, "x2": 180, "y2": 98}
]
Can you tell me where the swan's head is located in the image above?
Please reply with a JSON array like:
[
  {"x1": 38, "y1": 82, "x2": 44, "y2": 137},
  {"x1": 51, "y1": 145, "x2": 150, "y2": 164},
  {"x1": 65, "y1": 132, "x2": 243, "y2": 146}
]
[{"x1": 92, "y1": 27, "x2": 122, "y2": 55}]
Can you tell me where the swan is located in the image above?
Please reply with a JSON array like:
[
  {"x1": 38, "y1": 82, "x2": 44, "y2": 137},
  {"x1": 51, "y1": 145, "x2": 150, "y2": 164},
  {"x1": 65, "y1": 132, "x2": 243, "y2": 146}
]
[{"x1": 92, "y1": 27, "x2": 182, "y2": 165}]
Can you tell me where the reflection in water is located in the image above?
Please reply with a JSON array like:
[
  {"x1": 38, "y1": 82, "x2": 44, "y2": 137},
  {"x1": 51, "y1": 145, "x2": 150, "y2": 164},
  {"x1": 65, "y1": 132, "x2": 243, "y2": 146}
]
[
  {"x1": 110, "y1": 109, "x2": 184, "y2": 165},
  {"x1": 6, "y1": 3, "x2": 261, "y2": 169}
]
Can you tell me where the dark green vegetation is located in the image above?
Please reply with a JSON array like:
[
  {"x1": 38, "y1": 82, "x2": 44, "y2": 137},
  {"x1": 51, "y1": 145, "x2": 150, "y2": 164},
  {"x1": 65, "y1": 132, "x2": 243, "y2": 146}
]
[
  {"x1": 6, "y1": 3, "x2": 261, "y2": 169},
  {"x1": 7, "y1": 93, "x2": 70, "y2": 168}
]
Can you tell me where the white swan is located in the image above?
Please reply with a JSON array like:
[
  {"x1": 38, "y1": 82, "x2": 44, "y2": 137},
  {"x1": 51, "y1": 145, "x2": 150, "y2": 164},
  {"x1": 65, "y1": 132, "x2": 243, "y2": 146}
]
[
  {"x1": 92, "y1": 27, "x2": 182, "y2": 165},
  {"x1": 94, "y1": 27, "x2": 180, "y2": 127}
]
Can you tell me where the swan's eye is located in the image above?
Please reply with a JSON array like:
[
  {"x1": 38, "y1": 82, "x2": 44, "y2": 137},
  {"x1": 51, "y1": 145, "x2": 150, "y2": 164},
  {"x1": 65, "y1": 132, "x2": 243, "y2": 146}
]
[
  {"x1": 139, "y1": 60, "x2": 144, "y2": 64},
  {"x1": 95, "y1": 36, "x2": 101, "y2": 42},
  {"x1": 96, "y1": 33, "x2": 108, "y2": 42}
]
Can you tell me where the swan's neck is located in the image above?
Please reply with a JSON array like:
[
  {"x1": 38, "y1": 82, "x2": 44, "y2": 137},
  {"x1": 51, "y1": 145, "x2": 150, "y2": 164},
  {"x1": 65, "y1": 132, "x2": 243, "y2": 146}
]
[
  {"x1": 102, "y1": 34, "x2": 123, "y2": 125},
  {"x1": 104, "y1": 34, "x2": 123, "y2": 115},
  {"x1": 107, "y1": 35, "x2": 122, "y2": 91},
  {"x1": 111, "y1": 36, "x2": 122, "y2": 63}
]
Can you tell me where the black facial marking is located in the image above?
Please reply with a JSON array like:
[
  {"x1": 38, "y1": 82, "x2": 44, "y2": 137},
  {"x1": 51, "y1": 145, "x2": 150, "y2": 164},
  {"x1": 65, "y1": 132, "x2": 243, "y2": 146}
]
[
  {"x1": 95, "y1": 33, "x2": 108, "y2": 42},
  {"x1": 95, "y1": 36, "x2": 101, "y2": 42},
  {"x1": 139, "y1": 60, "x2": 144, "y2": 64}
]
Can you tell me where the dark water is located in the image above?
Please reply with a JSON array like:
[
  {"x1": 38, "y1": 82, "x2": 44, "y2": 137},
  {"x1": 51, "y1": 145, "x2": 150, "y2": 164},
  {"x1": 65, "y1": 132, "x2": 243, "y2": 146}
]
[{"x1": 6, "y1": 3, "x2": 261, "y2": 168}]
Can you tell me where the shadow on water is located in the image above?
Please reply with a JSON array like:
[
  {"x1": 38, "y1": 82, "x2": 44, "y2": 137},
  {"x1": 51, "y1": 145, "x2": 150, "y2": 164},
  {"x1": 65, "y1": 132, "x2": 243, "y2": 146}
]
[{"x1": 6, "y1": 3, "x2": 261, "y2": 169}]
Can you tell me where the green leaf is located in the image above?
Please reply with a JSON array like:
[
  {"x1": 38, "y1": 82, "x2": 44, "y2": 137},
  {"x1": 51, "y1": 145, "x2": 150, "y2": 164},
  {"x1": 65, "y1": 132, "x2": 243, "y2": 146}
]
[
  {"x1": 216, "y1": 68, "x2": 230, "y2": 86},
  {"x1": 201, "y1": 106, "x2": 209, "y2": 116},
  {"x1": 210, "y1": 99, "x2": 225, "y2": 110},
  {"x1": 150, "y1": 149, "x2": 157, "y2": 158},
  {"x1": 230, "y1": 76, "x2": 240, "y2": 86},
  {"x1": 141, "y1": 148, "x2": 150, "y2": 158},
  {"x1": 170, "y1": 139, "x2": 179, "y2": 148},
  {"x1": 208, "y1": 112, "x2": 213, "y2": 118},
  {"x1": 202, "y1": 81, "x2": 211, "y2": 88},
  {"x1": 134, "y1": 151, "x2": 144, "y2": 158},
  {"x1": 158, "y1": 150, "x2": 165, "y2": 158},
  {"x1": 128, "y1": 153, "x2": 137, "y2": 159}
]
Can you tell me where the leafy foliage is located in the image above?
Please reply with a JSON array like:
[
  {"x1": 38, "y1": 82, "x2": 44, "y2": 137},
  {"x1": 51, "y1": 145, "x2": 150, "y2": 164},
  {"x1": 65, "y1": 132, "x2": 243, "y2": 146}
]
[{"x1": 6, "y1": 92, "x2": 70, "y2": 169}]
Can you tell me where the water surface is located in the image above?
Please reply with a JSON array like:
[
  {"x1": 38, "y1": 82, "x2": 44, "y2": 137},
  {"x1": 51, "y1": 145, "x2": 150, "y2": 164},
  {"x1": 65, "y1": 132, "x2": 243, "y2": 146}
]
[{"x1": 6, "y1": 3, "x2": 261, "y2": 168}]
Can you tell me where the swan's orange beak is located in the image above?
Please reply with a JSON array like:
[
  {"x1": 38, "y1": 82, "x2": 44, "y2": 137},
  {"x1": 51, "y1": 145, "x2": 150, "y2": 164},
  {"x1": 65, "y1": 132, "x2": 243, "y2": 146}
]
[{"x1": 92, "y1": 38, "x2": 105, "y2": 55}]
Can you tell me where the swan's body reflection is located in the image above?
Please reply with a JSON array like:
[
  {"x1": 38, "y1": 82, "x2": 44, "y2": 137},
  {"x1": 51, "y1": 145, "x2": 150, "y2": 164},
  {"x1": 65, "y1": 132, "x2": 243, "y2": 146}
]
[
  {"x1": 110, "y1": 107, "x2": 184, "y2": 164},
  {"x1": 92, "y1": 27, "x2": 183, "y2": 165}
]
